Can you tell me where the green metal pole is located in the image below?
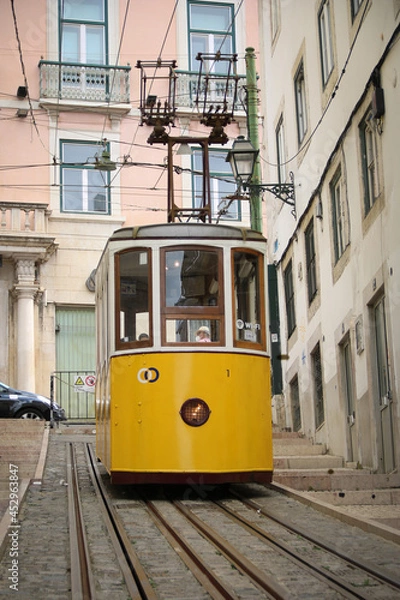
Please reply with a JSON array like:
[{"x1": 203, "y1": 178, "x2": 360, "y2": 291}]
[{"x1": 245, "y1": 47, "x2": 262, "y2": 233}]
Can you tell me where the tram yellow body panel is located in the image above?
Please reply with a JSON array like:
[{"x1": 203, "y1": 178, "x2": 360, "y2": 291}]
[{"x1": 97, "y1": 351, "x2": 272, "y2": 483}]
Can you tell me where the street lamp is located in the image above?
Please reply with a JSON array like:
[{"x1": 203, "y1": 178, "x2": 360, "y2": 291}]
[
  {"x1": 226, "y1": 136, "x2": 296, "y2": 217},
  {"x1": 225, "y1": 136, "x2": 258, "y2": 187}
]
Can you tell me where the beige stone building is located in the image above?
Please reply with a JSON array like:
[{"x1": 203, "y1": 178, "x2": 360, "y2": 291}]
[{"x1": 258, "y1": 0, "x2": 399, "y2": 473}]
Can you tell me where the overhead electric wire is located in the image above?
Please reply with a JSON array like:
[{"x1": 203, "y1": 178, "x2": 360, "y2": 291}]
[
  {"x1": 9, "y1": 0, "x2": 49, "y2": 155},
  {"x1": 99, "y1": 0, "x2": 131, "y2": 144}
]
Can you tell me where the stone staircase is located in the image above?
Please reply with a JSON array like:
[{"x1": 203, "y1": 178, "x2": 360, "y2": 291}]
[
  {"x1": 272, "y1": 431, "x2": 400, "y2": 492},
  {"x1": 0, "y1": 420, "x2": 47, "y2": 480}
]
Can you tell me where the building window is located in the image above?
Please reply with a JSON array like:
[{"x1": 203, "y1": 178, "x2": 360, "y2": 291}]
[
  {"x1": 60, "y1": 0, "x2": 106, "y2": 64},
  {"x1": 318, "y1": 0, "x2": 334, "y2": 86},
  {"x1": 192, "y1": 149, "x2": 239, "y2": 221},
  {"x1": 312, "y1": 342, "x2": 325, "y2": 428},
  {"x1": 330, "y1": 167, "x2": 350, "y2": 262},
  {"x1": 350, "y1": 0, "x2": 364, "y2": 21},
  {"x1": 359, "y1": 111, "x2": 381, "y2": 216},
  {"x1": 284, "y1": 259, "x2": 296, "y2": 337},
  {"x1": 188, "y1": 1, "x2": 234, "y2": 73},
  {"x1": 305, "y1": 220, "x2": 317, "y2": 304},
  {"x1": 294, "y1": 61, "x2": 308, "y2": 144},
  {"x1": 290, "y1": 375, "x2": 301, "y2": 432},
  {"x1": 271, "y1": 0, "x2": 281, "y2": 40},
  {"x1": 340, "y1": 336, "x2": 355, "y2": 424},
  {"x1": 276, "y1": 115, "x2": 287, "y2": 184},
  {"x1": 60, "y1": 141, "x2": 110, "y2": 214}
]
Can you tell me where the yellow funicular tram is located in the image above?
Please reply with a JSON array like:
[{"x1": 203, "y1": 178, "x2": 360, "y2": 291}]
[{"x1": 95, "y1": 53, "x2": 273, "y2": 484}]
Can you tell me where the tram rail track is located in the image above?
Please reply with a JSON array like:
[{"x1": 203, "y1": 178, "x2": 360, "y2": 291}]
[
  {"x1": 233, "y1": 485, "x2": 400, "y2": 590},
  {"x1": 69, "y1": 442, "x2": 400, "y2": 599},
  {"x1": 67, "y1": 442, "x2": 96, "y2": 599}
]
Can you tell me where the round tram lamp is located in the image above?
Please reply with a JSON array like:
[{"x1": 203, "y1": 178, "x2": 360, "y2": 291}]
[
  {"x1": 180, "y1": 398, "x2": 211, "y2": 427},
  {"x1": 225, "y1": 135, "x2": 259, "y2": 188}
]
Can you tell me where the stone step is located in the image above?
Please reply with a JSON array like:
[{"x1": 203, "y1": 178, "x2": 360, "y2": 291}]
[
  {"x1": 272, "y1": 430, "x2": 305, "y2": 439},
  {"x1": 306, "y1": 488, "x2": 400, "y2": 506},
  {"x1": 272, "y1": 469, "x2": 400, "y2": 492},
  {"x1": 0, "y1": 420, "x2": 46, "y2": 480},
  {"x1": 274, "y1": 454, "x2": 344, "y2": 470},
  {"x1": 273, "y1": 436, "x2": 312, "y2": 445},
  {"x1": 273, "y1": 442, "x2": 327, "y2": 456}
]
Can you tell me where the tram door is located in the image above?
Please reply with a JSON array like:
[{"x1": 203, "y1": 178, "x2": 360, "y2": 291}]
[{"x1": 373, "y1": 296, "x2": 395, "y2": 473}]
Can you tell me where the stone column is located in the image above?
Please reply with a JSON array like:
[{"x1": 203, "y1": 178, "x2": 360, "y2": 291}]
[{"x1": 14, "y1": 258, "x2": 39, "y2": 391}]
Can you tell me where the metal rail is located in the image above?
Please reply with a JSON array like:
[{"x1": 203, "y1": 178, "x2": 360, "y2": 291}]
[
  {"x1": 233, "y1": 488, "x2": 400, "y2": 591},
  {"x1": 85, "y1": 444, "x2": 157, "y2": 600},
  {"x1": 145, "y1": 498, "x2": 239, "y2": 600},
  {"x1": 172, "y1": 499, "x2": 291, "y2": 600},
  {"x1": 67, "y1": 442, "x2": 96, "y2": 599},
  {"x1": 212, "y1": 498, "x2": 369, "y2": 600}
]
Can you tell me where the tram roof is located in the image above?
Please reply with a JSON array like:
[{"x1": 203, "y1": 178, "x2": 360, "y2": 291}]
[{"x1": 109, "y1": 223, "x2": 266, "y2": 242}]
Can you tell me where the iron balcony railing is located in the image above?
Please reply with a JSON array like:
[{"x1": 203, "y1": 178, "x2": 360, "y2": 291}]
[
  {"x1": 38, "y1": 62, "x2": 246, "y2": 115},
  {"x1": 39, "y1": 60, "x2": 131, "y2": 103},
  {"x1": 175, "y1": 70, "x2": 246, "y2": 113}
]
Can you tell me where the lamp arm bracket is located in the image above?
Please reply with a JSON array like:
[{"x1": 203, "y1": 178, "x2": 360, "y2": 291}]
[{"x1": 246, "y1": 171, "x2": 296, "y2": 217}]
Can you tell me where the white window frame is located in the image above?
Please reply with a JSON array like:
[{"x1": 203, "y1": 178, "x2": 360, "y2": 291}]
[
  {"x1": 318, "y1": 0, "x2": 334, "y2": 86},
  {"x1": 294, "y1": 62, "x2": 308, "y2": 144}
]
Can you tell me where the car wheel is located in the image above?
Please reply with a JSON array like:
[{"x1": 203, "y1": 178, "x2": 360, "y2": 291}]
[{"x1": 17, "y1": 409, "x2": 45, "y2": 420}]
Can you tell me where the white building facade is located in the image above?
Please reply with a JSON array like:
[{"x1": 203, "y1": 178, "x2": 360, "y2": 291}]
[{"x1": 258, "y1": 0, "x2": 399, "y2": 473}]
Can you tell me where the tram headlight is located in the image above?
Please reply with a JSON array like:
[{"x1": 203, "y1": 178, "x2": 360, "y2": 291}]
[{"x1": 180, "y1": 398, "x2": 210, "y2": 427}]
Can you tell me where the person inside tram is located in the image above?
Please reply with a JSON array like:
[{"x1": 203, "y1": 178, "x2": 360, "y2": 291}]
[
  {"x1": 138, "y1": 332, "x2": 149, "y2": 341},
  {"x1": 196, "y1": 325, "x2": 211, "y2": 342}
]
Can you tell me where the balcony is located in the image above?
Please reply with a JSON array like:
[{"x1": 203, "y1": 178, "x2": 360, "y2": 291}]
[
  {"x1": 0, "y1": 202, "x2": 57, "y2": 261},
  {"x1": 38, "y1": 60, "x2": 131, "y2": 106},
  {"x1": 175, "y1": 70, "x2": 246, "y2": 116}
]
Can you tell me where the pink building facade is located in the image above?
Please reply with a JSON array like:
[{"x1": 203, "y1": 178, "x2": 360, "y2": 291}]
[{"x1": 0, "y1": 0, "x2": 261, "y2": 407}]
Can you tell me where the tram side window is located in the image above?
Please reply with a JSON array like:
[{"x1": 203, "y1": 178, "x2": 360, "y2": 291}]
[
  {"x1": 162, "y1": 247, "x2": 223, "y2": 345},
  {"x1": 233, "y1": 250, "x2": 264, "y2": 347},
  {"x1": 116, "y1": 249, "x2": 151, "y2": 346}
]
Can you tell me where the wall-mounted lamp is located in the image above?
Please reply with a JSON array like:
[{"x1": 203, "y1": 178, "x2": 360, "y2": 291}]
[
  {"x1": 16, "y1": 108, "x2": 28, "y2": 118},
  {"x1": 226, "y1": 136, "x2": 296, "y2": 217}
]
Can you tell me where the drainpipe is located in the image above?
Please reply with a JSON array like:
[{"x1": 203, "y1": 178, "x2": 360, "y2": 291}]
[{"x1": 245, "y1": 47, "x2": 262, "y2": 233}]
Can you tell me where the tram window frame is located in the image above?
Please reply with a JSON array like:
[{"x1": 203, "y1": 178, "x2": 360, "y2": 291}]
[
  {"x1": 114, "y1": 248, "x2": 152, "y2": 349},
  {"x1": 231, "y1": 248, "x2": 266, "y2": 351},
  {"x1": 161, "y1": 245, "x2": 224, "y2": 346}
]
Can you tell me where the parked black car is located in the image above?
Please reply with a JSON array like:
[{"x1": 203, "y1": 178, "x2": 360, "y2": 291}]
[{"x1": 0, "y1": 381, "x2": 66, "y2": 421}]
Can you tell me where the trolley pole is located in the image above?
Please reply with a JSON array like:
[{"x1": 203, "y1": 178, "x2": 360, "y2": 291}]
[{"x1": 245, "y1": 47, "x2": 262, "y2": 233}]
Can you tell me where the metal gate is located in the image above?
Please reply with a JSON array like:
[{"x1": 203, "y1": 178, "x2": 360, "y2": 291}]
[
  {"x1": 55, "y1": 307, "x2": 96, "y2": 420},
  {"x1": 52, "y1": 370, "x2": 96, "y2": 420}
]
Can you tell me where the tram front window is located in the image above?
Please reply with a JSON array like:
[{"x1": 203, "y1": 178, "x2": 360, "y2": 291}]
[
  {"x1": 162, "y1": 247, "x2": 223, "y2": 345},
  {"x1": 165, "y1": 249, "x2": 219, "y2": 308},
  {"x1": 116, "y1": 249, "x2": 151, "y2": 345},
  {"x1": 233, "y1": 250, "x2": 264, "y2": 347}
]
